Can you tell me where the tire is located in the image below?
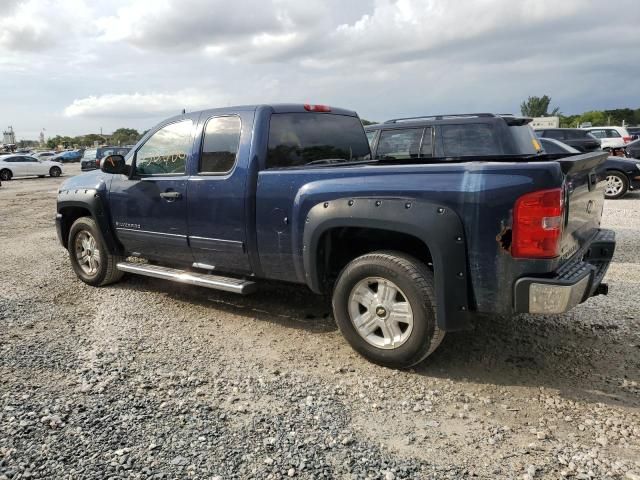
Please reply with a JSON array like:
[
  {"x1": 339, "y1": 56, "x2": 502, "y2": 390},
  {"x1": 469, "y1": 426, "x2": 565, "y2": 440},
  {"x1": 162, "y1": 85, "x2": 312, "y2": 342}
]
[
  {"x1": 49, "y1": 166, "x2": 62, "y2": 177},
  {"x1": 604, "y1": 171, "x2": 629, "y2": 199},
  {"x1": 0, "y1": 169, "x2": 12, "y2": 181},
  {"x1": 332, "y1": 250, "x2": 445, "y2": 368},
  {"x1": 67, "y1": 217, "x2": 125, "y2": 287}
]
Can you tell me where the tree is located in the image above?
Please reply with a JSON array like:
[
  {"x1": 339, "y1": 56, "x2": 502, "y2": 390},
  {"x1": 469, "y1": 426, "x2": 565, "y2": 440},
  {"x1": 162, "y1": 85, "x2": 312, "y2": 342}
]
[
  {"x1": 111, "y1": 128, "x2": 140, "y2": 146},
  {"x1": 361, "y1": 119, "x2": 378, "y2": 126},
  {"x1": 79, "y1": 134, "x2": 106, "y2": 146},
  {"x1": 520, "y1": 95, "x2": 560, "y2": 117},
  {"x1": 46, "y1": 135, "x2": 74, "y2": 149},
  {"x1": 578, "y1": 110, "x2": 606, "y2": 127}
]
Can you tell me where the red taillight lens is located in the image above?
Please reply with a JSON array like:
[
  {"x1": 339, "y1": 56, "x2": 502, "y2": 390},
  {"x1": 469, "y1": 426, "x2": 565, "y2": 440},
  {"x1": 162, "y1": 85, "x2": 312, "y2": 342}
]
[
  {"x1": 623, "y1": 136, "x2": 632, "y2": 144},
  {"x1": 303, "y1": 104, "x2": 331, "y2": 112},
  {"x1": 96, "y1": 159, "x2": 100, "y2": 167},
  {"x1": 512, "y1": 187, "x2": 564, "y2": 258}
]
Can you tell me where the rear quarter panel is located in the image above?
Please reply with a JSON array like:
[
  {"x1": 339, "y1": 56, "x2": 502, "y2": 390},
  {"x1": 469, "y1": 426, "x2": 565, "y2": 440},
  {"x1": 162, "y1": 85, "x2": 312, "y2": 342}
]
[{"x1": 255, "y1": 161, "x2": 566, "y2": 315}]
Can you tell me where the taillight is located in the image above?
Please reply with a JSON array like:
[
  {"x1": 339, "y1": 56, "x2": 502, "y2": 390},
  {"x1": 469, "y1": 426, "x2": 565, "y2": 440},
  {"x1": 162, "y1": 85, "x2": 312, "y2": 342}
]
[
  {"x1": 512, "y1": 187, "x2": 564, "y2": 258},
  {"x1": 304, "y1": 104, "x2": 331, "y2": 112},
  {"x1": 623, "y1": 136, "x2": 632, "y2": 144},
  {"x1": 96, "y1": 158, "x2": 100, "y2": 167}
]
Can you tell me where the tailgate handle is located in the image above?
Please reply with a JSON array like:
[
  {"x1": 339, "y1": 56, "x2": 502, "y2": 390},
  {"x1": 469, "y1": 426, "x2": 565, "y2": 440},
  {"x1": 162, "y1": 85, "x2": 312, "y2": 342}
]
[{"x1": 589, "y1": 173, "x2": 597, "y2": 189}]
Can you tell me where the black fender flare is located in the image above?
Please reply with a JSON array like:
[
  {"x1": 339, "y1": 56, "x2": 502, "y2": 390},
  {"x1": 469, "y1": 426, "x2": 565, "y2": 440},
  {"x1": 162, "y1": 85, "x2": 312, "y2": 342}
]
[
  {"x1": 300, "y1": 197, "x2": 473, "y2": 331},
  {"x1": 57, "y1": 187, "x2": 122, "y2": 255}
]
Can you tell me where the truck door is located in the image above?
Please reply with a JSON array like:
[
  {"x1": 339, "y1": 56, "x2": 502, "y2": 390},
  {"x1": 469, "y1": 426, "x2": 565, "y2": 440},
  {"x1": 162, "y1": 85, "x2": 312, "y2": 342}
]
[
  {"x1": 108, "y1": 117, "x2": 196, "y2": 264},
  {"x1": 186, "y1": 112, "x2": 252, "y2": 273}
]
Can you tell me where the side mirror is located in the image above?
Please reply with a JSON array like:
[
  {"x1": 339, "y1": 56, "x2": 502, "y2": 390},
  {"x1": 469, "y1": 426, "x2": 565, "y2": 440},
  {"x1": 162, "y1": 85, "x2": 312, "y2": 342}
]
[{"x1": 101, "y1": 154, "x2": 127, "y2": 175}]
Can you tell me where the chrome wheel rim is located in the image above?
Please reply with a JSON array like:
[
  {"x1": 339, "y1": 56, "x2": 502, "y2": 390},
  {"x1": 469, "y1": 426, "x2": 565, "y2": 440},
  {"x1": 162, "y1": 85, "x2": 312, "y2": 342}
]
[
  {"x1": 605, "y1": 175, "x2": 624, "y2": 196},
  {"x1": 74, "y1": 231, "x2": 101, "y2": 276},
  {"x1": 348, "y1": 277, "x2": 414, "y2": 349}
]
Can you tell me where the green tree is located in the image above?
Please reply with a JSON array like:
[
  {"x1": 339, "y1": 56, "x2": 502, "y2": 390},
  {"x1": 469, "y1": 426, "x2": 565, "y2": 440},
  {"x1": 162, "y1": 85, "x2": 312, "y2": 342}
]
[
  {"x1": 111, "y1": 128, "x2": 140, "y2": 145},
  {"x1": 578, "y1": 110, "x2": 606, "y2": 126},
  {"x1": 78, "y1": 134, "x2": 106, "y2": 146},
  {"x1": 361, "y1": 119, "x2": 378, "y2": 126},
  {"x1": 46, "y1": 135, "x2": 74, "y2": 149},
  {"x1": 520, "y1": 95, "x2": 560, "y2": 117}
]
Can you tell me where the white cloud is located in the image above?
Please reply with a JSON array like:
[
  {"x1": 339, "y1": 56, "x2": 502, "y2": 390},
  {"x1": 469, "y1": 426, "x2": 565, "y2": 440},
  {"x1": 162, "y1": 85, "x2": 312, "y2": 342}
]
[
  {"x1": 0, "y1": 0, "x2": 638, "y2": 139},
  {"x1": 64, "y1": 91, "x2": 223, "y2": 118},
  {"x1": 0, "y1": 0, "x2": 93, "y2": 52}
]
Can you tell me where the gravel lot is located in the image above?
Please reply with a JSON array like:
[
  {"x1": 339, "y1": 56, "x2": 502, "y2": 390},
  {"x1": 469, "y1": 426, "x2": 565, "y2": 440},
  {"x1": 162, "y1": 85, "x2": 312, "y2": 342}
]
[{"x1": 1, "y1": 164, "x2": 639, "y2": 479}]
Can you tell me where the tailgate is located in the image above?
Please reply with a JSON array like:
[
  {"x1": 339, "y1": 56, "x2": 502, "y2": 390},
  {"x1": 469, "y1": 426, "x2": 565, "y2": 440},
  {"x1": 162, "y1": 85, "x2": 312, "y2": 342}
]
[{"x1": 556, "y1": 151, "x2": 609, "y2": 261}]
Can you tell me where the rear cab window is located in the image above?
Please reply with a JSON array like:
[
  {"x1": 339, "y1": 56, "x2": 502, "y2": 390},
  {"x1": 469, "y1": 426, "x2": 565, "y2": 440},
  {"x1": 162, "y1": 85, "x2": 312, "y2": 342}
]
[
  {"x1": 83, "y1": 149, "x2": 97, "y2": 160},
  {"x1": 267, "y1": 113, "x2": 370, "y2": 168},
  {"x1": 441, "y1": 123, "x2": 503, "y2": 156},
  {"x1": 377, "y1": 128, "x2": 423, "y2": 159}
]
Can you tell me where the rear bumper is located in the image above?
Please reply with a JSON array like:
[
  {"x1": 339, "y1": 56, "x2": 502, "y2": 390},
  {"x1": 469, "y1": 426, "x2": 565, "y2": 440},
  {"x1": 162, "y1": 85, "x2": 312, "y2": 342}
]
[{"x1": 513, "y1": 229, "x2": 615, "y2": 314}]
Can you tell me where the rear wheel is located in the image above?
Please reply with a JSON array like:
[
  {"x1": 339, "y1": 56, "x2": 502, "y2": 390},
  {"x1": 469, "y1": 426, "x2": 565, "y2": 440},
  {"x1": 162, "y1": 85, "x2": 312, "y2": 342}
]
[
  {"x1": 332, "y1": 251, "x2": 444, "y2": 368},
  {"x1": 49, "y1": 166, "x2": 62, "y2": 177},
  {"x1": 0, "y1": 169, "x2": 11, "y2": 181},
  {"x1": 68, "y1": 217, "x2": 125, "y2": 286},
  {"x1": 604, "y1": 171, "x2": 628, "y2": 199}
]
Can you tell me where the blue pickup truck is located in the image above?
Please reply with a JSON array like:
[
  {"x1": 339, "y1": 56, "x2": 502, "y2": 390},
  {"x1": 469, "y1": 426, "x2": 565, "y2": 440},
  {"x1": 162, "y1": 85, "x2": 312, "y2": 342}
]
[{"x1": 56, "y1": 104, "x2": 615, "y2": 368}]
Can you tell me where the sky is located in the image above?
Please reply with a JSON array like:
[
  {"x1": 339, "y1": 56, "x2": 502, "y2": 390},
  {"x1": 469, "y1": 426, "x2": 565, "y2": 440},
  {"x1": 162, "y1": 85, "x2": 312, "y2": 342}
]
[{"x1": 1, "y1": 0, "x2": 639, "y2": 140}]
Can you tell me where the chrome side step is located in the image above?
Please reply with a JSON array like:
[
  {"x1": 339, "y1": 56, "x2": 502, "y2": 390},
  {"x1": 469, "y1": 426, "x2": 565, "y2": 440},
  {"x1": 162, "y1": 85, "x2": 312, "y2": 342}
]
[{"x1": 116, "y1": 262, "x2": 256, "y2": 294}]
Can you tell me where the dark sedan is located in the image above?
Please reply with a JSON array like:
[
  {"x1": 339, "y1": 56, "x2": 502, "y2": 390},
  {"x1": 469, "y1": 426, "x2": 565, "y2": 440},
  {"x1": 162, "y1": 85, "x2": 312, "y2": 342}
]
[
  {"x1": 536, "y1": 128, "x2": 601, "y2": 153},
  {"x1": 624, "y1": 139, "x2": 640, "y2": 160},
  {"x1": 540, "y1": 137, "x2": 640, "y2": 199}
]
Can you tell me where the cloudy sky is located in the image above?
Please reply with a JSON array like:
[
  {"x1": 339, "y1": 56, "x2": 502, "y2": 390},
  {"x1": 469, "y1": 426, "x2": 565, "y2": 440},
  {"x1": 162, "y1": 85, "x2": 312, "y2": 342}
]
[{"x1": 1, "y1": 0, "x2": 639, "y2": 140}]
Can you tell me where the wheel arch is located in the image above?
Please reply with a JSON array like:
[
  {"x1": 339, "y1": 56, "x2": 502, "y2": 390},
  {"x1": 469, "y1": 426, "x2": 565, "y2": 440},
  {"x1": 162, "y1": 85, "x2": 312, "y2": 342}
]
[
  {"x1": 57, "y1": 189, "x2": 122, "y2": 254},
  {"x1": 301, "y1": 197, "x2": 474, "y2": 331}
]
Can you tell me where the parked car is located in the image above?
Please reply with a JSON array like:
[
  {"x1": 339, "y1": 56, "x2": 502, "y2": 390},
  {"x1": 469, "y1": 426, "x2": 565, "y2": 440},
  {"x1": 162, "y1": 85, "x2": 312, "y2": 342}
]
[
  {"x1": 365, "y1": 113, "x2": 545, "y2": 159},
  {"x1": 81, "y1": 147, "x2": 132, "y2": 171},
  {"x1": 539, "y1": 137, "x2": 640, "y2": 199},
  {"x1": 56, "y1": 104, "x2": 614, "y2": 368},
  {"x1": 51, "y1": 150, "x2": 83, "y2": 163},
  {"x1": 535, "y1": 128, "x2": 601, "y2": 152},
  {"x1": 583, "y1": 126, "x2": 633, "y2": 150},
  {"x1": 0, "y1": 155, "x2": 63, "y2": 180},
  {"x1": 624, "y1": 138, "x2": 640, "y2": 159},
  {"x1": 627, "y1": 126, "x2": 640, "y2": 140},
  {"x1": 34, "y1": 151, "x2": 58, "y2": 161}
]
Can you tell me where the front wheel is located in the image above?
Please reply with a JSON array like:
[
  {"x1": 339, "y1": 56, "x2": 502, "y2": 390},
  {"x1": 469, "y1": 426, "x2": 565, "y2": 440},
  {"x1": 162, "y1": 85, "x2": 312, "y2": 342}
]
[
  {"x1": 49, "y1": 166, "x2": 61, "y2": 177},
  {"x1": 332, "y1": 251, "x2": 444, "y2": 368},
  {"x1": 604, "y1": 171, "x2": 629, "y2": 199},
  {"x1": 68, "y1": 217, "x2": 125, "y2": 286}
]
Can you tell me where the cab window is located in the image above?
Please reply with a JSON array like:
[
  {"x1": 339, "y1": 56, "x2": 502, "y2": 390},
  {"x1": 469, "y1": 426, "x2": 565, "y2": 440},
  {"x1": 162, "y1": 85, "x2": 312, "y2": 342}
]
[
  {"x1": 376, "y1": 128, "x2": 423, "y2": 159},
  {"x1": 134, "y1": 120, "x2": 193, "y2": 175},
  {"x1": 199, "y1": 116, "x2": 241, "y2": 174}
]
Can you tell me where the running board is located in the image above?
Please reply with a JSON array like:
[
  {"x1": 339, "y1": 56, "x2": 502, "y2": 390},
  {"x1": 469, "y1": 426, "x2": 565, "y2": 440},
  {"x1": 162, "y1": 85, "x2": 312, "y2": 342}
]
[{"x1": 116, "y1": 262, "x2": 256, "y2": 294}]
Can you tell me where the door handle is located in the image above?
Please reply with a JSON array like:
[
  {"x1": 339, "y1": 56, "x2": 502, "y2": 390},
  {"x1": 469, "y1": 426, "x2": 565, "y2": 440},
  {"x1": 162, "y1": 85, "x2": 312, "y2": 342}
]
[{"x1": 160, "y1": 191, "x2": 182, "y2": 201}]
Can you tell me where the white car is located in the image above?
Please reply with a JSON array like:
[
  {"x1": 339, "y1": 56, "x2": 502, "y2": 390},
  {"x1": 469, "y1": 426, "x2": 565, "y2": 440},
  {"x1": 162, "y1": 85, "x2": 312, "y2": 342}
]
[
  {"x1": 583, "y1": 126, "x2": 633, "y2": 150},
  {"x1": 33, "y1": 151, "x2": 58, "y2": 161},
  {"x1": 0, "y1": 154, "x2": 63, "y2": 180}
]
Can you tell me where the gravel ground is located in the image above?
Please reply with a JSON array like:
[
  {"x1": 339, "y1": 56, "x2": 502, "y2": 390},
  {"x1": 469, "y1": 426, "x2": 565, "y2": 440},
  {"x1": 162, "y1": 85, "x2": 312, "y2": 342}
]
[{"x1": 1, "y1": 164, "x2": 639, "y2": 479}]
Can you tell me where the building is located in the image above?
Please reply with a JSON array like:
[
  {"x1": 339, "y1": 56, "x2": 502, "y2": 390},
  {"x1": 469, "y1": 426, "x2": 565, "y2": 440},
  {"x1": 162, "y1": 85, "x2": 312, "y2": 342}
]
[
  {"x1": 3, "y1": 126, "x2": 16, "y2": 145},
  {"x1": 531, "y1": 117, "x2": 560, "y2": 129}
]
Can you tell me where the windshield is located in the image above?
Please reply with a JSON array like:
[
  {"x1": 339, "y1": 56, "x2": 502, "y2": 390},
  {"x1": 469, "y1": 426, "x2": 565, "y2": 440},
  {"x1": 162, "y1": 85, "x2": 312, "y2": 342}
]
[
  {"x1": 83, "y1": 149, "x2": 97, "y2": 160},
  {"x1": 267, "y1": 113, "x2": 371, "y2": 168}
]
